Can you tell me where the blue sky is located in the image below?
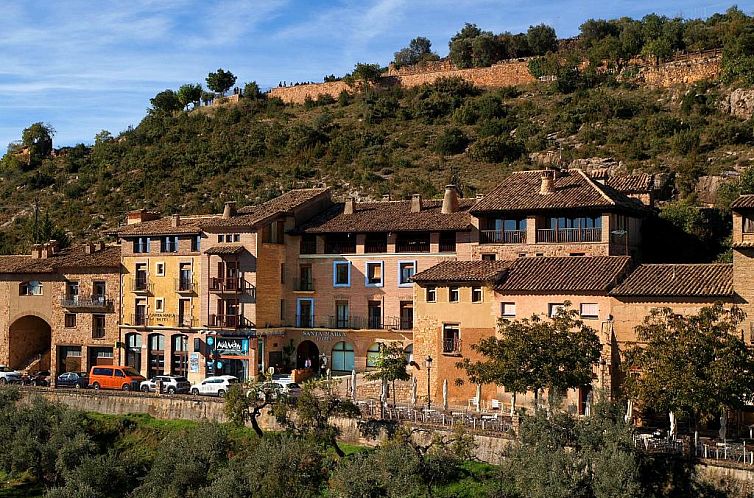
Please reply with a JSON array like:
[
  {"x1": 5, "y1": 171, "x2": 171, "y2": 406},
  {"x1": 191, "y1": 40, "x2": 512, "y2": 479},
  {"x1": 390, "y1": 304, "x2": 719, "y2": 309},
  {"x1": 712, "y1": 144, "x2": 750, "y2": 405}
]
[{"x1": 0, "y1": 0, "x2": 749, "y2": 147}]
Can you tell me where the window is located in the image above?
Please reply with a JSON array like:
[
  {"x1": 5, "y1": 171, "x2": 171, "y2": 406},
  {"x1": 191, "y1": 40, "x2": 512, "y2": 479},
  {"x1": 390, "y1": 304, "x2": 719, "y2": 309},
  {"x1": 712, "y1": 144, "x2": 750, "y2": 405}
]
[
  {"x1": 20, "y1": 280, "x2": 43, "y2": 296},
  {"x1": 449, "y1": 286, "x2": 460, "y2": 302},
  {"x1": 368, "y1": 301, "x2": 382, "y2": 329},
  {"x1": 400, "y1": 301, "x2": 413, "y2": 330},
  {"x1": 92, "y1": 315, "x2": 106, "y2": 339},
  {"x1": 280, "y1": 263, "x2": 285, "y2": 284},
  {"x1": 217, "y1": 234, "x2": 224, "y2": 243},
  {"x1": 548, "y1": 303, "x2": 565, "y2": 317},
  {"x1": 442, "y1": 324, "x2": 460, "y2": 354},
  {"x1": 501, "y1": 302, "x2": 516, "y2": 317},
  {"x1": 333, "y1": 261, "x2": 351, "y2": 287},
  {"x1": 280, "y1": 299, "x2": 285, "y2": 321},
  {"x1": 66, "y1": 281, "x2": 79, "y2": 300},
  {"x1": 331, "y1": 341, "x2": 355, "y2": 371},
  {"x1": 191, "y1": 235, "x2": 201, "y2": 252},
  {"x1": 155, "y1": 262, "x2": 165, "y2": 276},
  {"x1": 745, "y1": 217, "x2": 754, "y2": 233},
  {"x1": 133, "y1": 237, "x2": 150, "y2": 253},
  {"x1": 233, "y1": 233, "x2": 241, "y2": 242},
  {"x1": 155, "y1": 298, "x2": 165, "y2": 313},
  {"x1": 335, "y1": 301, "x2": 350, "y2": 328},
  {"x1": 569, "y1": 252, "x2": 586, "y2": 257},
  {"x1": 580, "y1": 303, "x2": 600, "y2": 319},
  {"x1": 398, "y1": 261, "x2": 416, "y2": 286},
  {"x1": 439, "y1": 232, "x2": 456, "y2": 252},
  {"x1": 64, "y1": 313, "x2": 76, "y2": 328},
  {"x1": 471, "y1": 286, "x2": 483, "y2": 302},
  {"x1": 366, "y1": 343, "x2": 382, "y2": 368},
  {"x1": 365, "y1": 262, "x2": 383, "y2": 287},
  {"x1": 481, "y1": 254, "x2": 496, "y2": 261},
  {"x1": 93, "y1": 281, "x2": 106, "y2": 298},
  {"x1": 161, "y1": 236, "x2": 178, "y2": 253},
  {"x1": 426, "y1": 286, "x2": 437, "y2": 302},
  {"x1": 299, "y1": 264, "x2": 313, "y2": 291}
]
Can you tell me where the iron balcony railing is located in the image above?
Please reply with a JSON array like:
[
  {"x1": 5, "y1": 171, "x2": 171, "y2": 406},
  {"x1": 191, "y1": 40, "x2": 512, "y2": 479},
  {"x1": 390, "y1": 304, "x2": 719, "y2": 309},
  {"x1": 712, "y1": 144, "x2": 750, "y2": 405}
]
[
  {"x1": 60, "y1": 295, "x2": 113, "y2": 310},
  {"x1": 175, "y1": 278, "x2": 196, "y2": 293},
  {"x1": 438, "y1": 239, "x2": 457, "y2": 252},
  {"x1": 400, "y1": 317, "x2": 413, "y2": 330},
  {"x1": 300, "y1": 239, "x2": 317, "y2": 255},
  {"x1": 364, "y1": 240, "x2": 388, "y2": 253},
  {"x1": 209, "y1": 314, "x2": 246, "y2": 328},
  {"x1": 209, "y1": 278, "x2": 255, "y2": 300},
  {"x1": 480, "y1": 229, "x2": 526, "y2": 244},
  {"x1": 130, "y1": 277, "x2": 153, "y2": 293},
  {"x1": 396, "y1": 240, "x2": 430, "y2": 253},
  {"x1": 536, "y1": 227, "x2": 602, "y2": 243},
  {"x1": 443, "y1": 338, "x2": 461, "y2": 354},
  {"x1": 324, "y1": 241, "x2": 357, "y2": 254},
  {"x1": 296, "y1": 314, "x2": 315, "y2": 328},
  {"x1": 295, "y1": 278, "x2": 315, "y2": 291}
]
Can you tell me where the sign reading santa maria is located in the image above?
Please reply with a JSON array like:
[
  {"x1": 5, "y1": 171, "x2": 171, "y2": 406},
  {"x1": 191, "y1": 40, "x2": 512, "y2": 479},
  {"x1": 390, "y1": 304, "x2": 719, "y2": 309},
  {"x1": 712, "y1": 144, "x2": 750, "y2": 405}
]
[{"x1": 214, "y1": 337, "x2": 249, "y2": 355}]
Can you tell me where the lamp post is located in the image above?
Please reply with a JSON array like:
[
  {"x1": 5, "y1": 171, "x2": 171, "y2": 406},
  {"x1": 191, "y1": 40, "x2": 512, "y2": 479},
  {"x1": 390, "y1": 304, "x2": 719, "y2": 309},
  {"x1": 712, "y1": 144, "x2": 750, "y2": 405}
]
[{"x1": 425, "y1": 356, "x2": 433, "y2": 410}]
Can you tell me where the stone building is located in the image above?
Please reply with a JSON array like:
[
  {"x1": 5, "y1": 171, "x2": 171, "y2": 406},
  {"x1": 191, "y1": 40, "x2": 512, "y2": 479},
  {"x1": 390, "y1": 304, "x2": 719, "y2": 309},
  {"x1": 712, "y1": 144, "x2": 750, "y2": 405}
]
[{"x1": 0, "y1": 242, "x2": 120, "y2": 376}]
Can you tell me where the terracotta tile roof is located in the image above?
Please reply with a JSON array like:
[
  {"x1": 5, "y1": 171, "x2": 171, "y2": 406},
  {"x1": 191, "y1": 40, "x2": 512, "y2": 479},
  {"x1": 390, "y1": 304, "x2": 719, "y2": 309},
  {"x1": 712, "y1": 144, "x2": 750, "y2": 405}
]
[
  {"x1": 298, "y1": 199, "x2": 474, "y2": 234},
  {"x1": 731, "y1": 195, "x2": 754, "y2": 210},
  {"x1": 495, "y1": 256, "x2": 632, "y2": 293},
  {"x1": 605, "y1": 173, "x2": 654, "y2": 193},
  {"x1": 116, "y1": 216, "x2": 206, "y2": 237},
  {"x1": 0, "y1": 245, "x2": 121, "y2": 274},
  {"x1": 470, "y1": 169, "x2": 645, "y2": 214},
  {"x1": 412, "y1": 260, "x2": 512, "y2": 284},
  {"x1": 610, "y1": 264, "x2": 733, "y2": 297},
  {"x1": 204, "y1": 188, "x2": 330, "y2": 229},
  {"x1": 204, "y1": 244, "x2": 245, "y2": 255}
]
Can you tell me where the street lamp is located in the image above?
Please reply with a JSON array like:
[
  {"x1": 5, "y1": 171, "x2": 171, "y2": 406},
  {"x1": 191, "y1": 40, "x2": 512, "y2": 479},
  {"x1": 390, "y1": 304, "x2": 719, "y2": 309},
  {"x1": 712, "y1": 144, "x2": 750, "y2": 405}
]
[{"x1": 425, "y1": 356, "x2": 433, "y2": 410}]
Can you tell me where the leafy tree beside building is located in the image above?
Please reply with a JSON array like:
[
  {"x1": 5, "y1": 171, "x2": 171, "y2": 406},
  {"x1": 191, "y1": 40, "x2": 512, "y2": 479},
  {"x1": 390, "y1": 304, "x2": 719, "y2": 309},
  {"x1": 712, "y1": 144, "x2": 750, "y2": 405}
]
[{"x1": 206, "y1": 68, "x2": 237, "y2": 96}]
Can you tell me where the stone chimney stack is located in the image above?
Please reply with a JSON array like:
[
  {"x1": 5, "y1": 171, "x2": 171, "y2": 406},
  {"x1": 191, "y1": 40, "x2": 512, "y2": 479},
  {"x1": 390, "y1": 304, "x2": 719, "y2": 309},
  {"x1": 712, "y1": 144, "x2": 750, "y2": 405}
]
[
  {"x1": 411, "y1": 194, "x2": 422, "y2": 213},
  {"x1": 85, "y1": 243, "x2": 95, "y2": 254},
  {"x1": 344, "y1": 197, "x2": 355, "y2": 215},
  {"x1": 540, "y1": 170, "x2": 556, "y2": 195},
  {"x1": 441, "y1": 185, "x2": 459, "y2": 214},
  {"x1": 223, "y1": 201, "x2": 237, "y2": 219},
  {"x1": 171, "y1": 214, "x2": 181, "y2": 227},
  {"x1": 48, "y1": 240, "x2": 59, "y2": 254},
  {"x1": 382, "y1": 194, "x2": 391, "y2": 202},
  {"x1": 31, "y1": 244, "x2": 43, "y2": 259}
]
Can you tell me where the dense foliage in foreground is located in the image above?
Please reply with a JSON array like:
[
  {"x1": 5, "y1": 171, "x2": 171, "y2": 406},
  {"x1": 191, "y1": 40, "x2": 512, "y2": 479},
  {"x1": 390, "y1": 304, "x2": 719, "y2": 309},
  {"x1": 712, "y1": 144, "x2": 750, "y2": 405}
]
[{"x1": 0, "y1": 387, "x2": 747, "y2": 498}]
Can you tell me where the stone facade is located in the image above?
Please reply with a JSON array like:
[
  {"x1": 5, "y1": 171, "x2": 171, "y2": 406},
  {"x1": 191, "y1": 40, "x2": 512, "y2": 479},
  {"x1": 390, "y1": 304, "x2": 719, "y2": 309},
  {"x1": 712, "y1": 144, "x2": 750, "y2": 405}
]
[{"x1": 637, "y1": 51, "x2": 721, "y2": 88}]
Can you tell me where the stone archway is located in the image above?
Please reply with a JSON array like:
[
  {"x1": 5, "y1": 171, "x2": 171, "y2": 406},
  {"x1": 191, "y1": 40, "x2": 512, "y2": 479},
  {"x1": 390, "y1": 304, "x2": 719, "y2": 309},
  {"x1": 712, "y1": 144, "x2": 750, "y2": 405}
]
[{"x1": 8, "y1": 315, "x2": 52, "y2": 371}]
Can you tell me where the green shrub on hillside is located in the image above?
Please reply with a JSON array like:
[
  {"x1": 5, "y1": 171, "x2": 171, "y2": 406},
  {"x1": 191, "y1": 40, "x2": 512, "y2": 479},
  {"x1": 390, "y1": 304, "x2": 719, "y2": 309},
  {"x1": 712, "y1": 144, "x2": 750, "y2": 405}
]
[
  {"x1": 468, "y1": 136, "x2": 524, "y2": 163},
  {"x1": 433, "y1": 127, "x2": 469, "y2": 155}
]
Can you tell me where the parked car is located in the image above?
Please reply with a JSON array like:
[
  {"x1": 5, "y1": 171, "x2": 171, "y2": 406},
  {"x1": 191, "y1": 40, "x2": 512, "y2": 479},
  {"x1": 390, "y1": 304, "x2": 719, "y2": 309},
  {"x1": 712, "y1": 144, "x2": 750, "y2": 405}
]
[
  {"x1": 88, "y1": 366, "x2": 145, "y2": 391},
  {"x1": 23, "y1": 370, "x2": 51, "y2": 386},
  {"x1": 0, "y1": 366, "x2": 22, "y2": 384},
  {"x1": 56, "y1": 371, "x2": 89, "y2": 389},
  {"x1": 140, "y1": 375, "x2": 191, "y2": 394},
  {"x1": 190, "y1": 375, "x2": 238, "y2": 397},
  {"x1": 253, "y1": 381, "x2": 301, "y2": 401}
]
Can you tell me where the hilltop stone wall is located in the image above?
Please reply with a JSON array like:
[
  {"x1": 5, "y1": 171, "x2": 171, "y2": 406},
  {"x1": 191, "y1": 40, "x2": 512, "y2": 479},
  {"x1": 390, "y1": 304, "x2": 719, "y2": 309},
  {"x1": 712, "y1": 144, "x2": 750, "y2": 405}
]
[
  {"x1": 637, "y1": 50, "x2": 722, "y2": 87},
  {"x1": 268, "y1": 51, "x2": 722, "y2": 104}
]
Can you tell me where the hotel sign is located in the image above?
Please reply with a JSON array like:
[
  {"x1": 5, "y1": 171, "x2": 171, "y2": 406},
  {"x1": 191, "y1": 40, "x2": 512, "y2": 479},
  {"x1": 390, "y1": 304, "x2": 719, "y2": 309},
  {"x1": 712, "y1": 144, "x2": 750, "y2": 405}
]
[{"x1": 302, "y1": 330, "x2": 346, "y2": 341}]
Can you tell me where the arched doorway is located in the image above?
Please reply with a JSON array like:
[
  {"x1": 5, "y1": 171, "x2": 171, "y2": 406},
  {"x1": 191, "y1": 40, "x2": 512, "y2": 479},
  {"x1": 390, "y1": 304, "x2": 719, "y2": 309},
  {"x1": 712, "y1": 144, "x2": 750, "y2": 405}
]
[
  {"x1": 296, "y1": 340, "x2": 319, "y2": 370},
  {"x1": 9, "y1": 315, "x2": 51, "y2": 371},
  {"x1": 366, "y1": 342, "x2": 382, "y2": 368},
  {"x1": 331, "y1": 341, "x2": 354, "y2": 372}
]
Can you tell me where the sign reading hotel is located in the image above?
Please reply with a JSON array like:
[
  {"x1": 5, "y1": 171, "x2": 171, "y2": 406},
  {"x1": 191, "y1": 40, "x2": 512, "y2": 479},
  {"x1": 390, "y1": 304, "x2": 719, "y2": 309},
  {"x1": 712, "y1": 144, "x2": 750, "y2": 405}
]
[{"x1": 302, "y1": 330, "x2": 346, "y2": 341}]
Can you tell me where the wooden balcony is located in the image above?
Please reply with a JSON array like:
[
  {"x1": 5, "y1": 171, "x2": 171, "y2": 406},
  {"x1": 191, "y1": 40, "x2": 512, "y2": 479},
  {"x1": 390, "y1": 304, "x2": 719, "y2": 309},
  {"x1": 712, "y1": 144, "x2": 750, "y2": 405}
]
[
  {"x1": 209, "y1": 277, "x2": 246, "y2": 294},
  {"x1": 536, "y1": 228, "x2": 602, "y2": 243},
  {"x1": 480, "y1": 229, "x2": 526, "y2": 244},
  {"x1": 209, "y1": 314, "x2": 247, "y2": 329}
]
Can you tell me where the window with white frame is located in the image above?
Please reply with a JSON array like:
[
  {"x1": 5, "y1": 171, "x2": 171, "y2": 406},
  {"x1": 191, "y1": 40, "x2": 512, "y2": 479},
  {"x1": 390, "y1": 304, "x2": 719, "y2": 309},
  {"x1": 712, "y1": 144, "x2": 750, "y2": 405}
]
[
  {"x1": 365, "y1": 261, "x2": 383, "y2": 287},
  {"x1": 449, "y1": 286, "x2": 460, "y2": 302},
  {"x1": 501, "y1": 302, "x2": 516, "y2": 317},
  {"x1": 398, "y1": 261, "x2": 416, "y2": 286},
  {"x1": 548, "y1": 303, "x2": 565, "y2": 317},
  {"x1": 333, "y1": 261, "x2": 351, "y2": 287},
  {"x1": 426, "y1": 286, "x2": 436, "y2": 302},
  {"x1": 20, "y1": 280, "x2": 43, "y2": 296},
  {"x1": 155, "y1": 298, "x2": 165, "y2": 313},
  {"x1": 471, "y1": 286, "x2": 483, "y2": 302},
  {"x1": 155, "y1": 262, "x2": 165, "y2": 276},
  {"x1": 580, "y1": 303, "x2": 600, "y2": 319}
]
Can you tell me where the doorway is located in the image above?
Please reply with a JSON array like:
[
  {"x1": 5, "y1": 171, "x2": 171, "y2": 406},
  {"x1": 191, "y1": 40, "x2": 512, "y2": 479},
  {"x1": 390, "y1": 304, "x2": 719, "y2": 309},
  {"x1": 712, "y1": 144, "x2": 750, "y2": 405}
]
[{"x1": 296, "y1": 340, "x2": 319, "y2": 370}]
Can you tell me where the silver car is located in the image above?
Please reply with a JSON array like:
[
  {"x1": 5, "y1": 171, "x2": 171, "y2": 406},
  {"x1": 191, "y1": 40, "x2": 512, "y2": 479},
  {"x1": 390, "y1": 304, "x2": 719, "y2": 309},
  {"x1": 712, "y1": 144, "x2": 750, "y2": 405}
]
[{"x1": 0, "y1": 366, "x2": 22, "y2": 384}]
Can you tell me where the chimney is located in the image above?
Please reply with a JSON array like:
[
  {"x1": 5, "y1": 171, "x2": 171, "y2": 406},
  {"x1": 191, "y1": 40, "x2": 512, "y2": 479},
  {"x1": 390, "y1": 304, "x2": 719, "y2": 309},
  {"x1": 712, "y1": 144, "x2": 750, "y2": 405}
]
[
  {"x1": 475, "y1": 193, "x2": 484, "y2": 200},
  {"x1": 411, "y1": 194, "x2": 422, "y2": 213},
  {"x1": 441, "y1": 185, "x2": 459, "y2": 214},
  {"x1": 31, "y1": 244, "x2": 43, "y2": 259},
  {"x1": 344, "y1": 197, "x2": 355, "y2": 215},
  {"x1": 223, "y1": 201, "x2": 237, "y2": 219},
  {"x1": 85, "y1": 243, "x2": 95, "y2": 254},
  {"x1": 97, "y1": 241, "x2": 105, "y2": 251},
  {"x1": 127, "y1": 209, "x2": 160, "y2": 225},
  {"x1": 41, "y1": 243, "x2": 53, "y2": 259},
  {"x1": 540, "y1": 170, "x2": 555, "y2": 195},
  {"x1": 382, "y1": 194, "x2": 391, "y2": 202},
  {"x1": 171, "y1": 214, "x2": 181, "y2": 227},
  {"x1": 47, "y1": 240, "x2": 59, "y2": 254}
]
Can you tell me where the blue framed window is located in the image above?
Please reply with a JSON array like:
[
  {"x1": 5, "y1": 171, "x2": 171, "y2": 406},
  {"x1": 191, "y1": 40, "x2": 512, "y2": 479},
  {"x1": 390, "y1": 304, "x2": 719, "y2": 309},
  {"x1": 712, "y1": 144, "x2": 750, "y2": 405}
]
[
  {"x1": 333, "y1": 261, "x2": 351, "y2": 287},
  {"x1": 365, "y1": 261, "x2": 383, "y2": 287},
  {"x1": 133, "y1": 237, "x2": 150, "y2": 254},
  {"x1": 398, "y1": 260, "x2": 417, "y2": 287}
]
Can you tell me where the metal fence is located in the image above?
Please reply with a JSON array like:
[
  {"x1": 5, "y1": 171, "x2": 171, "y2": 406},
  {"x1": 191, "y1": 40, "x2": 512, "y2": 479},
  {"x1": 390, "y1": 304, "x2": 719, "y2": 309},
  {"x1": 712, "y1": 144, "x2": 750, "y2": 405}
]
[{"x1": 355, "y1": 401, "x2": 513, "y2": 434}]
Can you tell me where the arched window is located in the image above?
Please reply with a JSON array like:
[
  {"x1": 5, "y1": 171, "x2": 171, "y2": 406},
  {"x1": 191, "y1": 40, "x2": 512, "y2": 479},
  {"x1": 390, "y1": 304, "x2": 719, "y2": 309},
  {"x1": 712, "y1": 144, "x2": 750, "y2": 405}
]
[
  {"x1": 366, "y1": 342, "x2": 382, "y2": 368},
  {"x1": 331, "y1": 341, "x2": 354, "y2": 372},
  {"x1": 125, "y1": 333, "x2": 142, "y2": 373},
  {"x1": 148, "y1": 333, "x2": 165, "y2": 378},
  {"x1": 171, "y1": 334, "x2": 188, "y2": 377},
  {"x1": 404, "y1": 343, "x2": 413, "y2": 364}
]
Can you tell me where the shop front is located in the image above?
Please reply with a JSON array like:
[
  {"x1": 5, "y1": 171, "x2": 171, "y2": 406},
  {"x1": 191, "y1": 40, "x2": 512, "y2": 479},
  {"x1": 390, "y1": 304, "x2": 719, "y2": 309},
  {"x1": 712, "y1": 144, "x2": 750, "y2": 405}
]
[{"x1": 205, "y1": 333, "x2": 256, "y2": 382}]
